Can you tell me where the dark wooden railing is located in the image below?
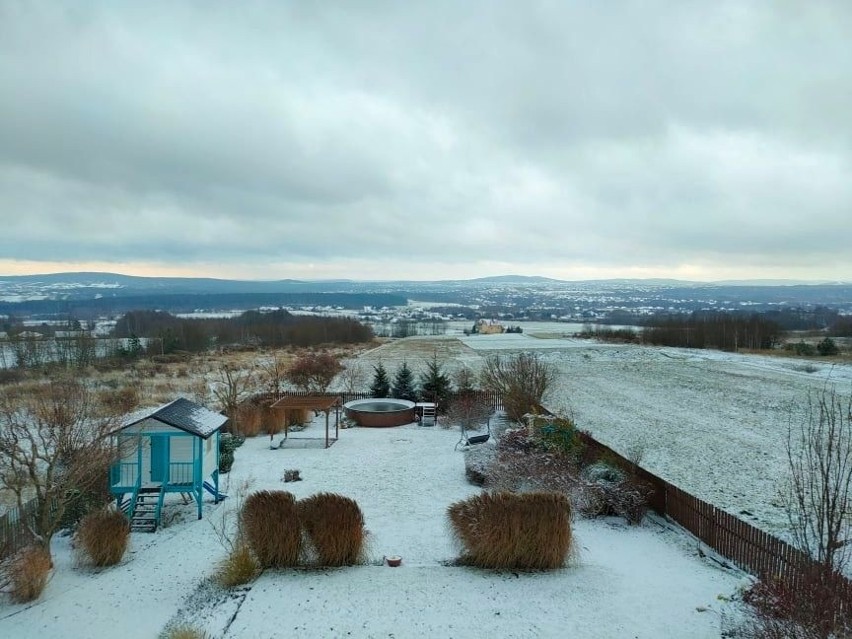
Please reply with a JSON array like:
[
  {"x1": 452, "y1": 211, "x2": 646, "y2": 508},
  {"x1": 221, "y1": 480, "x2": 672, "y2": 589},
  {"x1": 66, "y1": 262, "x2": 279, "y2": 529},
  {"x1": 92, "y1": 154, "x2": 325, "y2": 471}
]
[{"x1": 531, "y1": 404, "x2": 852, "y2": 595}]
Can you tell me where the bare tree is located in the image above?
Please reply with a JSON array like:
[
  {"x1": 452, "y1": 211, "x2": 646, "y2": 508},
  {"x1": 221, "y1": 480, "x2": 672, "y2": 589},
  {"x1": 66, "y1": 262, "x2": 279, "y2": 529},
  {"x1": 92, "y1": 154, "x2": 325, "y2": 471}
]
[
  {"x1": 783, "y1": 385, "x2": 852, "y2": 572},
  {"x1": 0, "y1": 378, "x2": 121, "y2": 556},
  {"x1": 337, "y1": 360, "x2": 367, "y2": 394},
  {"x1": 212, "y1": 364, "x2": 256, "y2": 433},
  {"x1": 260, "y1": 352, "x2": 290, "y2": 399},
  {"x1": 444, "y1": 393, "x2": 494, "y2": 431},
  {"x1": 284, "y1": 352, "x2": 342, "y2": 394},
  {"x1": 188, "y1": 378, "x2": 212, "y2": 407},
  {"x1": 10, "y1": 333, "x2": 50, "y2": 369},
  {"x1": 479, "y1": 353, "x2": 558, "y2": 422},
  {"x1": 452, "y1": 365, "x2": 477, "y2": 394}
]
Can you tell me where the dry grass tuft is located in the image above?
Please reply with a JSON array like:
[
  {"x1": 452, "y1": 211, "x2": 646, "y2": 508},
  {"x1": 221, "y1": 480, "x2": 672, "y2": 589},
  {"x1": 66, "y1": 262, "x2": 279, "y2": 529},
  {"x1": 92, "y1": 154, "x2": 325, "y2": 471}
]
[
  {"x1": 76, "y1": 509, "x2": 130, "y2": 567},
  {"x1": 297, "y1": 493, "x2": 366, "y2": 566},
  {"x1": 236, "y1": 403, "x2": 265, "y2": 437},
  {"x1": 7, "y1": 545, "x2": 52, "y2": 602},
  {"x1": 242, "y1": 490, "x2": 301, "y2": 567},
  {"x1": 447, "y1": 491, "x2": 573, "y2": 569},
  {"x1": 162, "y1": 624, "x2": 211, "y2": 639},
  {"x1": 215, "y1": 543, "x2": 260, "y2": 588}
]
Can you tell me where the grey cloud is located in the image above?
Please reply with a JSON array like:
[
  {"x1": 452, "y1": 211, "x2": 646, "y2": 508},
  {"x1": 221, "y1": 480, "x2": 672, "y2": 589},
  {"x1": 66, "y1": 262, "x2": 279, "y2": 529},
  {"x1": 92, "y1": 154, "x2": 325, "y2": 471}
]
[{"x1": 1, "y1": 1, "x2": 851, "y2": 279}]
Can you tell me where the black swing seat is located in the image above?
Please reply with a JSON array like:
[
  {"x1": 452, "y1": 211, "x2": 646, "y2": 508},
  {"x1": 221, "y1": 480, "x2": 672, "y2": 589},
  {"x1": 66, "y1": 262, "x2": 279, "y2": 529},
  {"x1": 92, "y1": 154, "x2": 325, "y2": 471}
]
[{"x1": 455, "y1": 418, "x2": 492, "y2": 450}]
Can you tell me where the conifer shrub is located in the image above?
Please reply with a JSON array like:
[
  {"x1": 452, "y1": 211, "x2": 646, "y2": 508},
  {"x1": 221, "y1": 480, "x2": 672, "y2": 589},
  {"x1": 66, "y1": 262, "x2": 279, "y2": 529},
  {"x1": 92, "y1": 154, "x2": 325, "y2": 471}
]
[
  {"x1": 218, "y1": 433, "x2": 241, "y2": 473},
  {"x1": 447, "y1": 491, "x2": 573, "y2": 569},
  {"x1": 528, "y1": 415, "x2": 585, "y2": 458},
  {"x1": 391, "y1": 362, "x2": 417, "y2": 402},
  {"x1": 298, "y1": 493, "x2": 365, "y2": 566},
  {"x1": 241, "y1": 490, "x2": 301, "y2": 567},
  {"x1": 370, "y1": 363, "x2": 391, "y2": 397},
  {"x1": 7, "y1": 545, "x2": 52, "y2": 602},
  {"x1": 788, "y1": 340, "x2": 816, "y2": 356},
  {"x1": 817, "y1": 337, "x2": 840, "y2": 356},
  {"x1": 76, "y1": 508, "x2": 130, "y2": 567}
]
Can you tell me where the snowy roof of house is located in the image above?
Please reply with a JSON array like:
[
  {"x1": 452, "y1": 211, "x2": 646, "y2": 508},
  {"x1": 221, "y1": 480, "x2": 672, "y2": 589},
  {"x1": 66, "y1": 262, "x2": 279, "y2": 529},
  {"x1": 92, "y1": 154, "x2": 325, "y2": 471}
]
[
  {"x1": 54, "y1": 330, "x2": 86, "y2": 338},
  {"x1": 119, "y1": 398, "x2": 227, "y2": 439}
]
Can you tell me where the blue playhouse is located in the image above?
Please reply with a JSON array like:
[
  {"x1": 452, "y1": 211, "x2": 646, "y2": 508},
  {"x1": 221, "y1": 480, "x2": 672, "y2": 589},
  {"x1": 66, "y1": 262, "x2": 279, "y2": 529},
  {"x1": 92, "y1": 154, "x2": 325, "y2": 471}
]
[{"x1": 110, "y1": 398, "x2": 228, "y2": 532}]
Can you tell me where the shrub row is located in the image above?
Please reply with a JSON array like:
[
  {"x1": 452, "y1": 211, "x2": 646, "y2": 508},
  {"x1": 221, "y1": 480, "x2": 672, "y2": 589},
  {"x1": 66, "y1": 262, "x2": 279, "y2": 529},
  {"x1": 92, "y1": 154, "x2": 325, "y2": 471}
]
[
  {"x1": 236, "y1": 487, "x2": 574, "y2": 579},
  {"x1": 241, "y1": 491, "x2": 365, "y2": 570}
]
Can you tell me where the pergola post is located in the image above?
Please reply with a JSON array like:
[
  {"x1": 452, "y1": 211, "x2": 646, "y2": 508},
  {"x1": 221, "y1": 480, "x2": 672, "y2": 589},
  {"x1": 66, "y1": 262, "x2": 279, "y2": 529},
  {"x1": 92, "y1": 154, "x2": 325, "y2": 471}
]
[{"x1": 269, "y1": 394, "x2": 343, "y2": 449}]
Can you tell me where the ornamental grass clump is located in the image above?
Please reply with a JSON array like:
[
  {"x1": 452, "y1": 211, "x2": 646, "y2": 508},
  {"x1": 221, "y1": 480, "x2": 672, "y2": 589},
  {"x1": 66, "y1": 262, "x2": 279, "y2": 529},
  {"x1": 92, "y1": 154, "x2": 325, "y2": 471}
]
[
  {"x1": 76, "y1": 508, "x2": 130, "y2": 567},
  {"x1": 162, "y1": 625, "x2": 212, "y2": 639},
  {"x1": 242, "y1": 490, "x2": 301, "y2": 568},
  {"x1": 447, "y1": 491, "x2": 573, "y2": 569},
  {"x1": 298, "y1": 492, "x2": 365, "y2": 566},
  {"x1": 215, "y1": 542, "x2": 260, "y2": 588},
  {"x1": 7, "y1": 545, "x2": 52, "y2": 602}
]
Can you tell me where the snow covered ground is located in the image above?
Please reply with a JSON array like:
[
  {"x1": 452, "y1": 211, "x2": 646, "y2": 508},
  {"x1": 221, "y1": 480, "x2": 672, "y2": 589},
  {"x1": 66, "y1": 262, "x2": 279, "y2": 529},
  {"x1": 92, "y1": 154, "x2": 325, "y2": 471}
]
[
  {"x1": 0, "y1": 418, "x2": 743, "y2": 638},
  {"x1": 542, "y1": 344, "x2": 850, "y2": 538},
  {"x1": 357, "y1": 334, "x2": 851, "y2": 538}
]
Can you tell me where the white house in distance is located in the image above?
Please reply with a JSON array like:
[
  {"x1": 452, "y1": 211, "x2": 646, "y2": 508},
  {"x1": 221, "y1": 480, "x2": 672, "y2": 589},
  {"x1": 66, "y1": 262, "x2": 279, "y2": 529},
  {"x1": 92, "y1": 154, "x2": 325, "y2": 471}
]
[{"x1": 110, "y1": 398, "x2": 227, "y2": 532}]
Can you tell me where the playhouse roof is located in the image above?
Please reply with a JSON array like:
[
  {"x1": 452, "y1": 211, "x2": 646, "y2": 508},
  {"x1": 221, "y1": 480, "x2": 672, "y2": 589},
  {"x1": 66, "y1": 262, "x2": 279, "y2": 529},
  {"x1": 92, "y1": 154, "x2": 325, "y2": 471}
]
[{"x1": 119, "y1": 398, "x2": 227, "y2": 439}]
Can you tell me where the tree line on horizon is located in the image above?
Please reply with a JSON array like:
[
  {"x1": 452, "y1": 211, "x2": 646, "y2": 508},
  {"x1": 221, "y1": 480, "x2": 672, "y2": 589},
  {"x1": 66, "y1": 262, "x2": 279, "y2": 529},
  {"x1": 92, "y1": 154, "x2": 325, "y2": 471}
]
[{"x1": 112, "y1": 309, "x2": 374, "y2": 353}]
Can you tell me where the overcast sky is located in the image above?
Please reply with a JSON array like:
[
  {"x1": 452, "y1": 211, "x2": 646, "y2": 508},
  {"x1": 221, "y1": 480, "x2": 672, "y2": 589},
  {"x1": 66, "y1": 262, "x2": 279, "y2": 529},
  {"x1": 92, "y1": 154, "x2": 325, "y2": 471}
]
[{"x1": 1, "y1": 2, "x2": 851, "y2": 282}]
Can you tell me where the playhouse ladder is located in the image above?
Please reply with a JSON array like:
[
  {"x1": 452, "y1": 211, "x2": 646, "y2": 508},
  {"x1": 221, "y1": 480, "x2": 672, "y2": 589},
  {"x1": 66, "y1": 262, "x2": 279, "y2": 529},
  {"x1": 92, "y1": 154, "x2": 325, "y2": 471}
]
[{"x1": 130, "y1": 486, "x2": 163, "y2": 533}]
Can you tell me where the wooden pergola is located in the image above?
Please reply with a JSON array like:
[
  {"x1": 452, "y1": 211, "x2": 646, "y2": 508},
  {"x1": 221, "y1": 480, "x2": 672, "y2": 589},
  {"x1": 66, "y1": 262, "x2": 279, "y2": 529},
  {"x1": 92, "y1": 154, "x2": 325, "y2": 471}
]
[{"x1": 270, "y1": 395, "x2": 342, "y2": 449}]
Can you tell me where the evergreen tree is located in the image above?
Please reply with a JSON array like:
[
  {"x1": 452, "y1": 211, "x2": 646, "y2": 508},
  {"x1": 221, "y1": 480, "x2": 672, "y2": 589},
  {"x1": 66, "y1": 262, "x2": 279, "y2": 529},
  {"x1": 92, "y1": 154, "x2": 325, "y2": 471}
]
[
  {"x1": 418, "y1": 353, "x2": 452, "y2": 405},
  {"x1": 370, "y1": 362, "x2": 391, "y2": 397},
  {"x1": 127, "y1": 334, "x2": 143, "y2": 359},
  {"x1": 391, "y1": 362, "x2": 417, "y2": 401},
  {"x1": 817, "y1": 337, "x2": 840, "y2": 356}
]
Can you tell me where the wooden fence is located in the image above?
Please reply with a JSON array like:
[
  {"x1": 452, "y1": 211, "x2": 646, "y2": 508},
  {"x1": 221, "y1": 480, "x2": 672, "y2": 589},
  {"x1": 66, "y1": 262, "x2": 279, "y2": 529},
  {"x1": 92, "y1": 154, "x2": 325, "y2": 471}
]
[
  {"x1": 0, "y1": 498, "x2": 38, "y2": 560},
  {"x1": 564, "y1": 419, "x2": 852, "y2": 594}
]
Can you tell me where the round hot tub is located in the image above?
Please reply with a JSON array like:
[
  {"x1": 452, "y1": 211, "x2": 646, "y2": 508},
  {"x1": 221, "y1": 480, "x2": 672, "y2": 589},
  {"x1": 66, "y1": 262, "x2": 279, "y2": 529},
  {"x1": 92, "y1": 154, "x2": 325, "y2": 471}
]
[{"x1": 344, "y1": 398, "x2": 416, "y2": 428}]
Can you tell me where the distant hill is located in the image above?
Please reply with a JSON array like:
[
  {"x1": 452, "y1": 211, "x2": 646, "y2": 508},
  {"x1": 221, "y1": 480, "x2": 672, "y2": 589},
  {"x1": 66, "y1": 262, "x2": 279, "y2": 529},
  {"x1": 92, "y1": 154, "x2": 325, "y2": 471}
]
[
  {"x1": 1, "y1": 271, "x2": 850, "y2": 319},
  {"x1": 464, "y1": 274, "x2": 565, "y2": 284},
  {"x1": 0, "y1": 272, "x2": 350, "y2": 298}
]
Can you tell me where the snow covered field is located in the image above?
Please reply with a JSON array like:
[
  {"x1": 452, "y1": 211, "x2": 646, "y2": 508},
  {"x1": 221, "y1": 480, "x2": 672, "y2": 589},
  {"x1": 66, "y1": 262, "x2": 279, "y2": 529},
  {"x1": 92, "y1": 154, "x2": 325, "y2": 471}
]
[
  {"x1": 0, "y1": 419, "x2": 742, "y2": 638},
  {"x1": 354, "y1": 335, "x2": 851, "y2": 537}
]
